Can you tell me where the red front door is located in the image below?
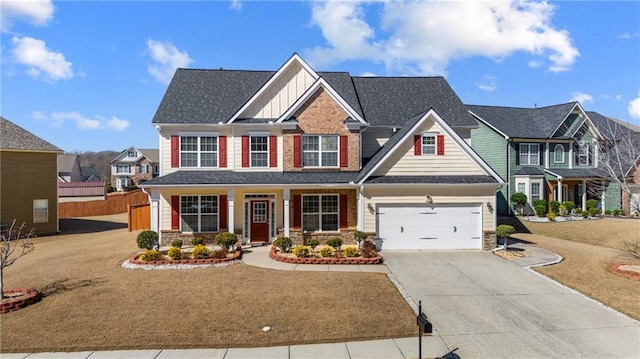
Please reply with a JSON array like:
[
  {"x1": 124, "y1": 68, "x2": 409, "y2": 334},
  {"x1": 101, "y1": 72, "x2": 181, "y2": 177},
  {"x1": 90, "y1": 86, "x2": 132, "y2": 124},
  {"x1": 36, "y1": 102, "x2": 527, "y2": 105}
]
[{"x1": 250, "y1": 200, "x2": 269, "y2": 242}]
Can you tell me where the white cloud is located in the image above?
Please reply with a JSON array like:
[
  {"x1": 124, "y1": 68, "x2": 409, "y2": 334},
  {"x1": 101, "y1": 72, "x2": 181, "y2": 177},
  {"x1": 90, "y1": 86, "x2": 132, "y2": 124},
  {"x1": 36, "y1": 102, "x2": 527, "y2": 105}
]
[
  {"x1": 476, "y1": 75, "x2": 497, "y2": 92},
  {"x1": 528, "y1": 60, "x2": 541, "y2": 68},
  {"x1": 230, "y1": 0, "x2": 241, "y2": 11},
  {"x1": 570, "y1": 91, "x2": 594, "y2": 104},
  {"x1": 146, "y1": 39, "x2": 194, "y2": 84},
  {"x1": 36, "y1": 111, "x2": 130, "y2": 131},
  {"x1": 1, "y1": 0, "x2": 54, "y2": 32},
  {"x1": 629, "y1": 94, "x2": 640, "y2": 119},
  {"x1": 360, "y1": 71, "x2": 376, "y2": 77},
  {"x1": 11, "y1": 36, "x2": 73, "y2": 81},
  {"x1": 304, "y1": 0, "x2": 579, "y2": 75},
  {"x1": 615, "y1": 94, "x2": 623, "y2": 101}
]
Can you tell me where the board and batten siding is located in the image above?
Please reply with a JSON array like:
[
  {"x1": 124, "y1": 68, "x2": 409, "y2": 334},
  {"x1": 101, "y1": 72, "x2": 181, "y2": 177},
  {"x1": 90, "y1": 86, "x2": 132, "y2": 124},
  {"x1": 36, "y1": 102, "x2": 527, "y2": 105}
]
[
  {"x1": 361, "y1": 127, "x2": 393, "y2": 159},
  {"x1": 241, "y1": 63, "x2": 315, "y2": 119},
  {"x1": 373, "y1": 120, "x2": 484, "y2": 177},
  {"x1": 362, "y1": 186, "x2": 495, "y2": 234}
]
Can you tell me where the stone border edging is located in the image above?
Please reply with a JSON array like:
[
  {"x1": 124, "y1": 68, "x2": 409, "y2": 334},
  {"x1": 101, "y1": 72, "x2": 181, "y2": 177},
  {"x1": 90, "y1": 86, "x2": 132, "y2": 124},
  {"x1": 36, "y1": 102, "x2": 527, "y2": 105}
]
[
  {"x1": 1, "y1": 288, "x2": 41, "y2": 314},
  {"x1": 269, "y1": 246, "x2": 383, "y2": 264},
  {"x1": 610, "y1": 263, "x2": 640, "y2": 281},
  {"x1": 127, "y1": 248, "x2": 242, "y2": 266}
]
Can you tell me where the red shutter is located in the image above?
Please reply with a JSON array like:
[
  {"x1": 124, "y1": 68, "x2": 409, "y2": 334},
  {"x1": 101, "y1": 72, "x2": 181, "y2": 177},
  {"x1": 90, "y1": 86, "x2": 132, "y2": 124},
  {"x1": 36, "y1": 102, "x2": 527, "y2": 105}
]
[
  {"x1": 437, "y1": 134, "x2": 445, "y2": 155},
  {"x1": 269, "y1": 136, "x2": 277, "y2": 167},
  {"x1": 219, "y1": 195, "x2": 228, "y2": 230},
  {"x1": 339, "y1": 194, "x2": 348, "y2": 229},
  {"x1": 339, "y1": 135, "x2": 348, "y2": 167},
  {"x1": 171, "y1": 196, "x2": 180, "y2": 230},
  {"x1": 171, "y1": 136, "x2": 179, "y2": 167},
  {"x1": 219, "y1": 136, "x2": 227, "y2": 168},
  {"x1": 414, "y1": 135, "x2": 421, "y2": 155},
  {"x1": 293, "y1": 135, "x2": 302, "y2": 168},
  {"x1": 293, "y1": 195, "x2": 301, "y2": 229},
  {"x1": 241, "y1": 136, "x2": 249, "y2": 167}
]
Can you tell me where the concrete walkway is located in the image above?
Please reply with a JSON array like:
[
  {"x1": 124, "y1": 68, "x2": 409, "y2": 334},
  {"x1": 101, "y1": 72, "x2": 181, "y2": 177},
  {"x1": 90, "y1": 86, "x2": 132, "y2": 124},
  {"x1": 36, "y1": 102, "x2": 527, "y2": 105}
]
[{"x1": 7, "y1": 243, "x2": 638, "y2": 359}]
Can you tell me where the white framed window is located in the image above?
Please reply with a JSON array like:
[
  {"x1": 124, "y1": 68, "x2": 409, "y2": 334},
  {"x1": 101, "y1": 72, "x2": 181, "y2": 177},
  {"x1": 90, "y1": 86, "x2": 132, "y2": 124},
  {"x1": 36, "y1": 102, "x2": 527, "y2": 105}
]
[
  {"x1": 302, "y1": 194, "x2": 339, "y2": 232},
  {"x1": 180, "y1": 195, "x2": 218, "y2": 232},
  {"x1": 153, "y1": 164, "x2": 159, "y2": 174},
  {"x1": 128, "y1": 150, "x2": 137, "y2": 158},
  {"x1": 421, "y1": 133, "x2": 437, "y2": 155},
  {"x1": 519, "y1": 143, "x2": 540, "y2": 165},
  {"x1": 140, "y1": 164, "x2": 148, "y2": 173},
  {"x1": 554, "y1": 144, "x2": 565, "y2": 163},
  {"x1": 303, "y1": 135, "x2": 338, "y2": 167},
  {"x1": 33, "y1": 199, "x2": 48, "y2": 223},
  {"x1": 180, "y1": 136, "x2": 218, "y2": 168},
  {"x1": 577, "y1": 143, "x2": 590, "y2": 166},
  {"x1": 517, "y1": 183, "x2": 525, "y2": 194},
  {"x1": 250, "y1": 135, "x2": 268, "y2": 167},
  {"x1": 116, "y1": 178, "x2": 130, "y2": 191},
  {"x1": 115, "y1": 164, "x2": 131, "y2": 174},
  {"x1": 531, "y1": 182, "x2": 541, "y2": 202}
]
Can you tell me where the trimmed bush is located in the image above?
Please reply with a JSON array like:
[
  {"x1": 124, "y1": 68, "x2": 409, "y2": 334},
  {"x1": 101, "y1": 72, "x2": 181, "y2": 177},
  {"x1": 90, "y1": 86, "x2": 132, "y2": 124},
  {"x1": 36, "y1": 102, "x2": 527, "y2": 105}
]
[
  {"x1": 306, "y1": 237, "x2": 320, "y2": 251},
  {"x1": 326, "y1": 237, "x2": 343, "y2": 250},
  {"x1": 589, "y1": 208, "x2": 600, "y2": 217},
  {"x1": 343, "y1": 246, "x2": 360, "y2": 257},
  {"x1": 604, "y1": 209, "x2": 612, "y2": 215},
  {"x1": 353, "y1": 231, "x2": 368, "y2": 243},
  {"x1": 563, "y1": 201, "x2": 575, "y2": 213},
  {"x1": 191, "y1": 237, "x2": 206, "y2": 246},
  {"x1": 139, "y1": 249, "x2": 163, "y2": 261},
  {"x1": 547, "y1": 212, "x2": 556, "y2": 221},
  {"x1": 586, "y1": 199, "x2": 599, "y2": 211},
  {"x1": 273, "y1": 236, "x2": 293, "y2": 253},
  {"x1": 215, "y1": 232, "x2": 238, "y2": 250},
  {"x1": 582, "y1": 211, "x2": 589, "y2": 218},
  {"x1": 137, "y1": 231, "x2": 158, "y2": 250},
  {"x1": 292, "y1": 245, "x2": 311, "y2": 258},
  {"x1": 191, "y1": 244, "x2": 211, "y2": 259},
  {"x1": 319, "y1": 247, "x2": 334, "y2": 258},
  {"x1": 496, "y1": 224, "x2": 515, "y2": 239},
  {"x1": 549, "y1": 200, "x2": 561, "y2": 215},
  {"x1": 167, "y1": 247, "x2": 183, "y2": 260},
  {"x1": 612, "y1": 209, "x2": 623, "y2": 216},
  {"x1": 510, "y1": 192, "x2": 528, "y2": 215},
  {"x1": 171, "y1": 239, "x2": 183, "y2": 249},
  {"x1": 211, "y1": 248, "x2": 229, "y2": 259},
  {"x1": 534, "y1": 204, "x2": 547, "y2": 217}
]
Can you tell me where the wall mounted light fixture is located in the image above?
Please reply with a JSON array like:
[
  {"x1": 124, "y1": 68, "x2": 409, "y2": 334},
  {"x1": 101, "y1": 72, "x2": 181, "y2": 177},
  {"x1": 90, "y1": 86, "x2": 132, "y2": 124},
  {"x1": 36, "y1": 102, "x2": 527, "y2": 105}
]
[{"x1": 426, "y1": 196, "x2": 433, "y2": 204}]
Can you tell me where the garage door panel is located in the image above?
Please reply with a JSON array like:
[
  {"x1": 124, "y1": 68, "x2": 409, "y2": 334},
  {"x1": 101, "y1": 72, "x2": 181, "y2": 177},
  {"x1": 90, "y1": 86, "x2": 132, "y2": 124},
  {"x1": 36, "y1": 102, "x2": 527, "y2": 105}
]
[{"x1": 378, "y1": 204, "x2": 482, "y2": 250}]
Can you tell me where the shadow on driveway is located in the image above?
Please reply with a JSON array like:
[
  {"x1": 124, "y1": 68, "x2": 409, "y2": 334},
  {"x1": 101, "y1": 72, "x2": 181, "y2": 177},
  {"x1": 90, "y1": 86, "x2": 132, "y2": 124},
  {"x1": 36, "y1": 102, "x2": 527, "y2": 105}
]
[{"x1": 59, "y1": 218, "x2": 127, "y2": 234}]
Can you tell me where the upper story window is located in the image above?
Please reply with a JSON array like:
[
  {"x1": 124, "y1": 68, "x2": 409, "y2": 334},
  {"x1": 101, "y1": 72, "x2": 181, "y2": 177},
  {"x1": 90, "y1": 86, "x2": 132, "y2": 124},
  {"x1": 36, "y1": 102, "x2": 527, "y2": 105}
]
[
  {"x1": 519, "y1": 143, "x2": 540, "y2": 165},
  {"x1": 251, "y1": 135, "x2": 268, "y2": 167},
  {"x1": 303, "y1": 135, "x2": 338, "y2": 167},
  {"x1": 115, "y1": 164, "x2": 131, "y2": 174},
  {"x1": 577, "y1": 142, "x2": 590, "y2": 166},
  {"x1": 421, "y1": 134, "x2": 436, "y2": 155},
  {"x1": 554, "y1": 144, "x2": 565, "y2": 163},
  {"x1": 181, "y1": 136, "x2": 217, "y2": 168},
  {"x1": 153, "y1": 164, "x2": 159, "y2": 174},
  {"x1": 127, "y1": 150, "x2": 137, "y2": 158}
]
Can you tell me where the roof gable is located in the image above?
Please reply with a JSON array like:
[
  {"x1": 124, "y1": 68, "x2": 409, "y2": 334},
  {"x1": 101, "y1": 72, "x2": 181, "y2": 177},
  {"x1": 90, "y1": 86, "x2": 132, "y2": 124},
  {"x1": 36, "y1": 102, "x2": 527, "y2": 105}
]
[{"x1": 0, "y1": 117, "x2": 62, "y2": 152}]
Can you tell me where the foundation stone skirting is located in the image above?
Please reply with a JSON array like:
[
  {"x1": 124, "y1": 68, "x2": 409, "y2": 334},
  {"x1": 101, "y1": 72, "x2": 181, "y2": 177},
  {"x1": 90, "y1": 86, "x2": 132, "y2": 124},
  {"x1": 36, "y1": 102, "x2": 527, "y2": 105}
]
[{"x1": 483, "y1": 231, "x2": 497, "y2": 250}]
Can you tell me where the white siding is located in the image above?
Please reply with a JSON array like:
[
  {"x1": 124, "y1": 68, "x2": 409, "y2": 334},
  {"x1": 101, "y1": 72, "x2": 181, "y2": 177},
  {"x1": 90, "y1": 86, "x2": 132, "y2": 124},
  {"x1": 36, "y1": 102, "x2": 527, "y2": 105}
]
[
  {"x1": 159, "y1": 126, "x2": 233, "y2": 175},
  {"x1": 362, "y1": 127, "x2": 393, "y2": 158},
  {"x1": 232, "y1": 128, "x2": 283, "y2": 172},
  {"x1": 241, "y1": 63, "x2": 315, "y2": 119},
  {"x1": 373, "y1": 119, "x2": 485, "y2": 176},
  {"x1": 362, "y1": 186, "x2": 495, "y2": 234}
]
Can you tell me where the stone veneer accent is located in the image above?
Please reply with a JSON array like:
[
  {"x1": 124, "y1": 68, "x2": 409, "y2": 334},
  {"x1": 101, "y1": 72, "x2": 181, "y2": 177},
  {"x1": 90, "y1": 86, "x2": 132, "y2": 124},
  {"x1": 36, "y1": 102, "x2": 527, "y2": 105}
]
[
  {"x1": 160, "y1": 231, "x2": 243, "y2": 246},
  {"x1": 483, "y1": 231, "x2": 497, "y2": 250},
  {"x1": 278, "y1": 229, "x2": 375, "y2": 246}
]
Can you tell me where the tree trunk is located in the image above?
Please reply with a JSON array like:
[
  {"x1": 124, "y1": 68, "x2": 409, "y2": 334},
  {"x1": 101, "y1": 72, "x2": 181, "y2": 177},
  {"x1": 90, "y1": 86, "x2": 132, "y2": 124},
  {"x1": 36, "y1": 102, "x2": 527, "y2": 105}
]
[{"x1": 0, "y1": 268, "x2": 4, "y2": 300}]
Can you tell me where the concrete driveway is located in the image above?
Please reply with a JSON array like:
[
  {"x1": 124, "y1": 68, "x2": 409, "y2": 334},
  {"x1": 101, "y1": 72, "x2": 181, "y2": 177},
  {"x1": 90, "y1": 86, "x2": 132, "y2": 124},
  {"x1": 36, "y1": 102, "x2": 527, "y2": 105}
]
[{"x1": 383, "y1": 251, "x2": 640, "y2": 359}]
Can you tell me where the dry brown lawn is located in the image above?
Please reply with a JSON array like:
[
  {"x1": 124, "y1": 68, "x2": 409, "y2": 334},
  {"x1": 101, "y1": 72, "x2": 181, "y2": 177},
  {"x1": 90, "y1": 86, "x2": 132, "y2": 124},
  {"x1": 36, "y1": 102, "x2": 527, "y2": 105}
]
[
  {"x1": 508, "y1": 217, "x2": 640, "y2": 320},
  {"x1": 0, "y1": 214, "x2": 415, "y2": 353}
]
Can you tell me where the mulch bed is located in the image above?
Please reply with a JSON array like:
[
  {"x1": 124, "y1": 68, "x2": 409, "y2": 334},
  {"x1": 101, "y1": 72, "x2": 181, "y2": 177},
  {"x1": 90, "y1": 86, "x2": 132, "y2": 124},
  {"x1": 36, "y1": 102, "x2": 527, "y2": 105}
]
[
  {"x1": 128, "y1": 248, "x2": 242, "y2": 266},
  {"x1": 269, "y1": 246, "x2": 383, "y2": 264}
]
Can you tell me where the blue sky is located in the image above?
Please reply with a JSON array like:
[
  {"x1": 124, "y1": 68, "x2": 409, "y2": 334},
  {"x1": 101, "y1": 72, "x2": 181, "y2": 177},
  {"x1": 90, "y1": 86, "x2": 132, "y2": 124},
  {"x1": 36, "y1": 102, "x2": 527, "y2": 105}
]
[{"x1": 1, "y1": 0, "x2": 639, "y2": 152}]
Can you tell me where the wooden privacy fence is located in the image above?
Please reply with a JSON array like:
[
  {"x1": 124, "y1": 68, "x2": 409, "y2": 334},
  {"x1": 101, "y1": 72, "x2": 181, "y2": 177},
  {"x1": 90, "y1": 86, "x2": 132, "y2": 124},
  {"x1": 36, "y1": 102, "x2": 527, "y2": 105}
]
[
  {"x1": 59, "y1": 189, "x2": 148, "y2": 218},
  {"x1": 128, "y1": 203, "x2": 150, "y2": 231}
]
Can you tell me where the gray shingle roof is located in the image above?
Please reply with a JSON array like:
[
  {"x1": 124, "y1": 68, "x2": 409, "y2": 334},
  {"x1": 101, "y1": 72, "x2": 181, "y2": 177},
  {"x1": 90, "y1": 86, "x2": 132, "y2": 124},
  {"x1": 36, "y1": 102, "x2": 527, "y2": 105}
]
[
  {"x1": 58, "y1": 154, "x2": 78, "y2": 172},
  {"x1": 544, "y1": 168, "x2": 605, "y2": 179},
  {"x1": 138, "y1": 149, "x2": 159, "y2": 163},
  {"x1": 0, "y1": 117, "x2": 62, "y2": 152},
  {"x1": 141, "y1": 170, "x2": 360, "y2": 186},
  {"x1": 467, "y1": 102, "x2": 577, "y2": 138},
  {"x1": 364, "y1": 175, "x2": 498, "y2": 184},
  {"x1": 514, "y1": 167, "x2": 545, "y2": 176}
]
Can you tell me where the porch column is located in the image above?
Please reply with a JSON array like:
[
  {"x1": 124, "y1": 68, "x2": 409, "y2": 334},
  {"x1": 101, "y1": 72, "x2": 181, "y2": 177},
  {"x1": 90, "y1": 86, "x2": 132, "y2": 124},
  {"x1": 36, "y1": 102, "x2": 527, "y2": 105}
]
[
  {"x1": 357, "y1": 186, "x2": 364, "y2": 231},
  {"x1": 582, "y1": 180, "x2": 587, "y2": 211},
  {"x1": 283, "y1": 188, "x2": 290, "y2": 237},
  {"x1": 227, "y1": 189, "x2": 235, "y2": 233},
  {"x1": 150, "y1": 190, "x2": 159, "y2": 234},
  {"x1": 557, "y1": 179, "x2": 563, "y2": 203},
  {"x1": 601, "y1": 180, "x2": 606, "y2": 213}
]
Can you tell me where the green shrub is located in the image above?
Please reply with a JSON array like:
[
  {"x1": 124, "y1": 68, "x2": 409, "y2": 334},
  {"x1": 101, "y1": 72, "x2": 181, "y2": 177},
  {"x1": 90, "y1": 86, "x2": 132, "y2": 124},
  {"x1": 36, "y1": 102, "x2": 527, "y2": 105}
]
[
  {"x1": 136, "y1": 230, "x2": 158, "y2": 250},
  {"x1": 292, "y1": 245, "x2": 311, "y2": 258},
  {"x1": 612, "y1": 209, "x2": 623, "y2": 216},
  {"x1": 547, "y1": 212, "x2": 556, "y2": 221},
  {"x1": 211, "y1": 248, "x2": 228, "y2": 259},
  {"x1": 510, "y1": 192, "x2": 528, "y2": 215},
  {"x1": 533, "y1": 199, "x2": 547, "y2": 208},
  {"x1": 549, "y1": 200, "x2": 561, "y2": 215},
  {"x1": 353, "y1": 231, "x2": 368, "y2": 243},
  {"x1": 496, "y1": 224, "x2": 515, "y2": 239},
  {"x1": 326, "y1": 237, "x2": 343, "y2": 250},
  {"x1": 306, "y1": 237, "x2": 320, "y2": 251},
  {"x1": 215, "y1": 232, "x2": 238, "y2": 250},
  {"x1": 105, "y1": 184, "x2": 114, "y2": 193},
  {"x1": 167, "y1": 247, "x2": 183, "y2": 260},
  {"x1": 604, "y1": 209, "x2": 612, "y2": 215},
  {"x1": 139, "y1": 249, "x2": 163, "y2": 261},
  {"x1": 586, "y1": 199, "x2": 599, "y2": 210},
  {"x1": 576, "y1": 208, "x2": 583, "y2": 215},
  {"x1": 319, "y1": 247, "x2": 334, "y2": 258},
  {"x1": 191, "y1": 244, "x2": 211, "y2": 259},
  {"x1": 563, "y1": 201, "x2": 575, "y2": 213},
  {"x1": 343, "y1": 246, "x2": 360, "y2": 257},
  {"x1": 273, "y1": 236, "x2": 293, "y2": 253},
  {"x1": 534, "y1": 204, "x2": 547, "y2": 217},
  {"x1": 191, "y1": 237, "x2": 206, "y2": 246},
  {"x1": 582, "y1": 211, "x2": 589, "y2": 218},
  {"x1": 589, "y1": 208, "x2": 600, "y2": 217},
  {"x1": 171, "y1": 239, "x2": 183, "y2": 248}
]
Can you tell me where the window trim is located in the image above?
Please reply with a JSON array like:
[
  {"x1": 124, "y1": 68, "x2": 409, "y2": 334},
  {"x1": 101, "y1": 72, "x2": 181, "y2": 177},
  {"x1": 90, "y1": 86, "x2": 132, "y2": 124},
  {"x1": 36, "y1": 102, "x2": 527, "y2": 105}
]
[
  {"x1": 301, "y1": 194, "x2": 340, "y2": 232},
  {"x1": 421, "y1": 132, "x2": 437, "y2": 156},
  {"x1": 577, "y1": 142, "x2": 590, "y2": 166},
  {"x1": 553, "y1": 144, "x2": 565, "y2": 163},
  {"x1": 179, "y1": 195, "x2": 219, "y2": 233},
  {"x1": 519, "y1": 143, "x2": 540, "y2": 165},
  {"x1": 33, "y1": 199, "x2": 48, "y2": 224},
  {"x1": 115, "y1": 164, "x2": 131, "y2": 174},
  {"x1": 179, "y1": 134, "x2": 219, "y2": 168},
  {"x1": 302, "y1": 135, "x2": 339, "y2": 168},
  {"x1": 249, "y1": 134, "x2": 269, "y2": 168}
]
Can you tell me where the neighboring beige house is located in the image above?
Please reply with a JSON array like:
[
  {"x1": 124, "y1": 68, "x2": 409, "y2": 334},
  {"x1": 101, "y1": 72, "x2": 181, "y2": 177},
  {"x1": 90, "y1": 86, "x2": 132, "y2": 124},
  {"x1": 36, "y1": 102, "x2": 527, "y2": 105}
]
[
  {"x1": 0, "y1": 117, "x2": 63, "y2": 235},
  {"x1": 58, "y1": 154, "x2": 84, "y2": 182},
  {"x1": 141, "y1": 54, "x2": 504, "y2": 250},
  {"x1": 110, "y1": 147, "x2": 159, "y2": 191}
]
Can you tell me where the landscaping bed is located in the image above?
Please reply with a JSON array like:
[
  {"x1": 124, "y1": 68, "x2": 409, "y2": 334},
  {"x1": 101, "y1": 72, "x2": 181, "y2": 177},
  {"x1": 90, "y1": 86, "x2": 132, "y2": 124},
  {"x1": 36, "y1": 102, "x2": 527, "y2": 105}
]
[
  {"x1": 127, "y1": 246, "x2": 242, "y2": 266},
  {"x1": 269, "y1": 246, "x2": 383, "y2": 264},
  {"x1": 1, "y1": 288, "x2": 41, "y2": 314}
]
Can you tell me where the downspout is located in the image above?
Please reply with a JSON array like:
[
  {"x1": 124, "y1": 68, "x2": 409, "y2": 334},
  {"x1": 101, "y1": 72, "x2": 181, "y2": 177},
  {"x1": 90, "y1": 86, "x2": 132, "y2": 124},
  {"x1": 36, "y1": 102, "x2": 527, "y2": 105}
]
[{"x1": 506, "y1": 138, "x2": 512, "y2": 215}]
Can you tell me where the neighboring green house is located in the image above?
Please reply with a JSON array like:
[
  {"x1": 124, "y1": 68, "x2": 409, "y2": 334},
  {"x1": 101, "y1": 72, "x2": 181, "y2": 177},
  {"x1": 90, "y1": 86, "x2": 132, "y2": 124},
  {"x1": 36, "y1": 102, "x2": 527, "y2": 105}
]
[{"x1": 467, "y1": 102, "x2": 622, "y2": 215}]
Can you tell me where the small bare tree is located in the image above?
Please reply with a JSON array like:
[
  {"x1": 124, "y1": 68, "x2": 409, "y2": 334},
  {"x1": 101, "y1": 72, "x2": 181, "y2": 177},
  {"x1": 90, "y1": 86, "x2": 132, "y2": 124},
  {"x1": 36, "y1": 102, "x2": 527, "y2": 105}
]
[{"x1": 1, "y1": 220, "x2": 35, "y2": 299}]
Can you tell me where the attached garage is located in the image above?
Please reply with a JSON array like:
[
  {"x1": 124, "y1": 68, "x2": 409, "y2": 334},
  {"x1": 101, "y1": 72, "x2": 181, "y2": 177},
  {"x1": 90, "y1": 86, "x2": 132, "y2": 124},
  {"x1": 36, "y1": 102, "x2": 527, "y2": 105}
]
[{"x1": 377, "y1": 203, "x2": 483, "y2": 250}]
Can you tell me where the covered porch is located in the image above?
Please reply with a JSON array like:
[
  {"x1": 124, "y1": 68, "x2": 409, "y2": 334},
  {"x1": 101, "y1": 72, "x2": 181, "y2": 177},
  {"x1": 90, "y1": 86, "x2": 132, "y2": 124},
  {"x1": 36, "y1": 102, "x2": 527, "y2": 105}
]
[{"x1": 544, "y1": 168, "x2": 606, "y2": 212}]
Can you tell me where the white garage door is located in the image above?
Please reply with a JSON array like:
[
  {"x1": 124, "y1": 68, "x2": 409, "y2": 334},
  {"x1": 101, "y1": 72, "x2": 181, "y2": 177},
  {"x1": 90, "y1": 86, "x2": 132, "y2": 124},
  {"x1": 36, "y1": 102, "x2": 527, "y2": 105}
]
[{"x1": 377, "y1": 204, "x2": 482, "y2": 250}]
